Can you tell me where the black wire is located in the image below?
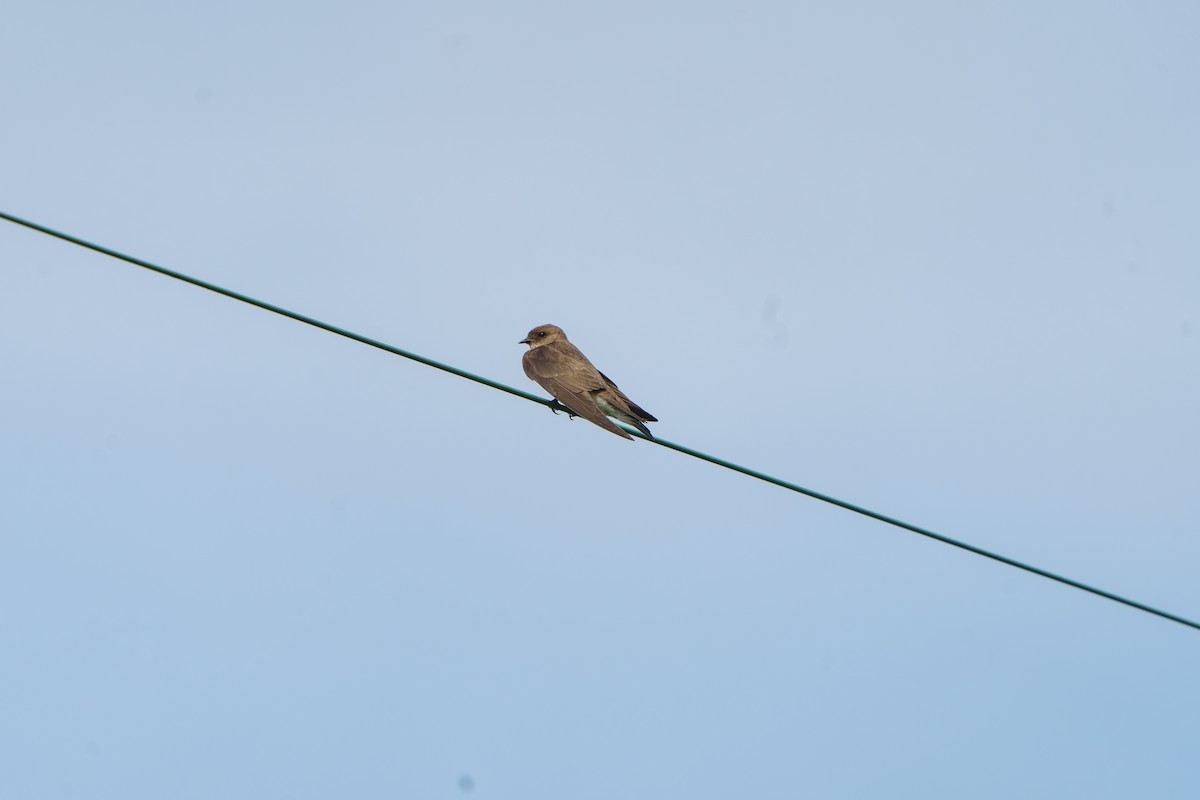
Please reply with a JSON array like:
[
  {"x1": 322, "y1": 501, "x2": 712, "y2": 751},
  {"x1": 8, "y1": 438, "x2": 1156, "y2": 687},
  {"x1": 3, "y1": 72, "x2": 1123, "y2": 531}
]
[{"x1": 3, "y1": 208, "x2": 1196, "y2": 633}]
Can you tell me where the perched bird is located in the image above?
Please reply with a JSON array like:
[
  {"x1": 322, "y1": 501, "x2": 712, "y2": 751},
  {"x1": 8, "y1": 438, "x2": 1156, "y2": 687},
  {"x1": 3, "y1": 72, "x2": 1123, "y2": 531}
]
[{"x1": 520, "y1": 324, "x2": 657, "y2": 441}]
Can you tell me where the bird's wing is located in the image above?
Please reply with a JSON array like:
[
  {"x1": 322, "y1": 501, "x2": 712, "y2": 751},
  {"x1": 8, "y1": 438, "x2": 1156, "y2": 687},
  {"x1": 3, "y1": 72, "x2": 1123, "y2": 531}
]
[
  {"x1": 524, "y1": 346, "x2": 633, "y2": 440},
  {"x1": 597, "y1": 370, "x2": 657, "y2": 422},
  {"x1": 542, "y1": 382, "x2": 634, "y2": 440},
  {"x1": 523, "y1": 343, "x2": 605, "y2": 391}
]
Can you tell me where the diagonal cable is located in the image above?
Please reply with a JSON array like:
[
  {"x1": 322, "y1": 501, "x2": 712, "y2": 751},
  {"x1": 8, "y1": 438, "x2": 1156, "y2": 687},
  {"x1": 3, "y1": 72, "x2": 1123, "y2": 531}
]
[{"x1": 3, "y1": 208, "x2": 1197, "y2": 633}]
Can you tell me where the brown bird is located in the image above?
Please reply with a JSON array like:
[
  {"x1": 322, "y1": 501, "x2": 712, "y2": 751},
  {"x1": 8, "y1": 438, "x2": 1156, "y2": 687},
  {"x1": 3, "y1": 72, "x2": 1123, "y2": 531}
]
[{"x1": 520, "y1": 324, "x2": 657, "y2": 440}]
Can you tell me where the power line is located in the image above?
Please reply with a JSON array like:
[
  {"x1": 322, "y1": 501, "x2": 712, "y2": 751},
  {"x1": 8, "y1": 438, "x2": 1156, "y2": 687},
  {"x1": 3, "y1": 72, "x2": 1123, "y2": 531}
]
[{"x1": 3, "y1": 208, "x2": 1197, "y2": 634}]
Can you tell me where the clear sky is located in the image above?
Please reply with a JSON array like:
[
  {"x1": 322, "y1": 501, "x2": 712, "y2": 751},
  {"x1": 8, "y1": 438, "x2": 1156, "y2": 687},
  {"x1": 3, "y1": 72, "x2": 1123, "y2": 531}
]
[{"x1": 2, "y1": 2, "x2": 1198, "y2": 798}]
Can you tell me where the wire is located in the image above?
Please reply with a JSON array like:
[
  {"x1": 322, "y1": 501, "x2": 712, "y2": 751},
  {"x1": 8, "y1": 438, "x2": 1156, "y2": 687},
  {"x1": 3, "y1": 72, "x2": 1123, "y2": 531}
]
[
  {"x1": 0, "y1": 212, "x2": 543, "y2": 405},
  {"x1": 3, "y1": 208, "x2": 1197, "y2": 633}
]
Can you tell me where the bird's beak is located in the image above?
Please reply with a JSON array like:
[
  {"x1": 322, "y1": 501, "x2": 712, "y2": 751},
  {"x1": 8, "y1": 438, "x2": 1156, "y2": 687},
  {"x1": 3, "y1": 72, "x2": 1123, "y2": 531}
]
[{"x1": 519, "y1": 338, "x2": 532, "y2": 345}]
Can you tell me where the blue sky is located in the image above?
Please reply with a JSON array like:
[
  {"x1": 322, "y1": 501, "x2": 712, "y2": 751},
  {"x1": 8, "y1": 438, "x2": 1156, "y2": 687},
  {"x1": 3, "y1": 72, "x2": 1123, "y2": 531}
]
[{"x1": 2, "y1": 2, "x2": 1198, "y2": 798}]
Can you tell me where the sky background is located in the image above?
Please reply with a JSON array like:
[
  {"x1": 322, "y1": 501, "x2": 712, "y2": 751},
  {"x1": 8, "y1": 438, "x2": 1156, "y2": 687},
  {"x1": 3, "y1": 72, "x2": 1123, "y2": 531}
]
[{"x1": 2, "y1": 2, "x2": 1199, "y2": 798}]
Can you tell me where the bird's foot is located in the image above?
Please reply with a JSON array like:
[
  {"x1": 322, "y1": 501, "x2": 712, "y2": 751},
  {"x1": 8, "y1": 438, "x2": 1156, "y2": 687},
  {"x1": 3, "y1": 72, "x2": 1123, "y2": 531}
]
[{"x1": 548, "y1": 399, "x2": 577, "y2": 419}]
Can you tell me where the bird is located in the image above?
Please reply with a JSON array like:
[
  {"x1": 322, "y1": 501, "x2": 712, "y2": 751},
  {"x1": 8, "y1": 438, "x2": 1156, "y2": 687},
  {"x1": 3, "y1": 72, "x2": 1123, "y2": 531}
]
[{"x1": 520, "y1": 324, "x2": 657, "y2": 441}]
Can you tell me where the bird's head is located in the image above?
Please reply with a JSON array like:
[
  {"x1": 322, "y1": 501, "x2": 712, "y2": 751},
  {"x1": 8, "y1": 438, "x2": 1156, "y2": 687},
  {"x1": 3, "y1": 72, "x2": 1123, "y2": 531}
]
[{"x1": 520, "y1": 324, "x2": 566, "y2": 348}]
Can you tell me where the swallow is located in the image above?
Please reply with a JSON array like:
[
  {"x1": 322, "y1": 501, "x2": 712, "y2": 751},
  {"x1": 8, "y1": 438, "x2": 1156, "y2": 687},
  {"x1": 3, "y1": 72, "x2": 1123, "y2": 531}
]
[{"x1": 520, "y1": 324, "x2": 657, "y2": 440}]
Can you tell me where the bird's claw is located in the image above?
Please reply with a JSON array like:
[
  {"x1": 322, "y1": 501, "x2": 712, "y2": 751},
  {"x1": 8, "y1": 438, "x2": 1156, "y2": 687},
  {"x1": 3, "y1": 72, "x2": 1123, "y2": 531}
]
[{"x1": 548, "y1": 399, "x2": 577, "y2": 419}]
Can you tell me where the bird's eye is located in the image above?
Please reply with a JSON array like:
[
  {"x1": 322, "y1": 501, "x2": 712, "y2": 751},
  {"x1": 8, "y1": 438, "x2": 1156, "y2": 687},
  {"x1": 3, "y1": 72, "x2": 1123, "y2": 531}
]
[{"x1": 538, "y1": 331, "x2": 547, "y2": 337}]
